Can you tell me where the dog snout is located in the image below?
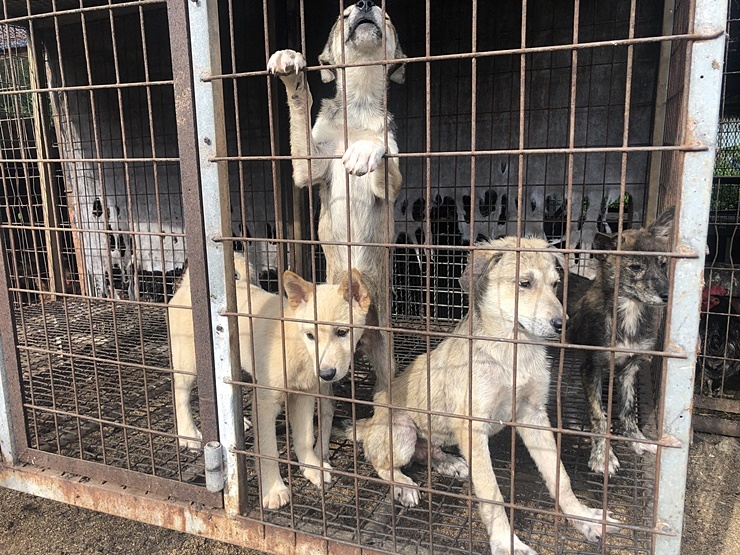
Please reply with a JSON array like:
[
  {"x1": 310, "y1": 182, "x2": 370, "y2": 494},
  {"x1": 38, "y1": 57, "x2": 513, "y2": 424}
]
[
  {"x1": 356, "y1": 0, "x2": 374, "y2": 13},
  {"x1": 320, "y1": 367, "x2": 337, "y2": 381},
  {"x1": 659, "y1": 289, "x2": 669, "y2": 303},
  {"x1": 551, "y1": 316, "x2": 568, "y2": 334}
]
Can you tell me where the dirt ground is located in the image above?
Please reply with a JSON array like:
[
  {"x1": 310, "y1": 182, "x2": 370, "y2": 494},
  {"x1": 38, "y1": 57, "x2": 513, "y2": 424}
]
[{"x1": 0, "y1": 432, "x2": 737, "y2": 555}]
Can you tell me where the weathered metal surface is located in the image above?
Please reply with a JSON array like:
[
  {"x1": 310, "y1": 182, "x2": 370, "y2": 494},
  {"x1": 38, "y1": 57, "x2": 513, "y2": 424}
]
[
  {"x1": 186, "y1": 0, "x2": 247, "y2": 516},
  {"x1": 655, "y1": 1, "x2": 728, "y2": 555}
]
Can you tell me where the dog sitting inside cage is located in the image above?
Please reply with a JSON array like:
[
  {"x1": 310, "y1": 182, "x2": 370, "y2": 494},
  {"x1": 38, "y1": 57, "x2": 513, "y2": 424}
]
[
  {"x1": 168, "y1": 252, "x2": 372, "y2": 509},
  {"x1": 351, "y1": 237, "x2": 620, "y2": 555},
  {"x1": 267, "y1": 0, "x2": 406, "y2": 464},
  {"x1": 565, "y1": 207, "x2": 674, "y2": 476}
]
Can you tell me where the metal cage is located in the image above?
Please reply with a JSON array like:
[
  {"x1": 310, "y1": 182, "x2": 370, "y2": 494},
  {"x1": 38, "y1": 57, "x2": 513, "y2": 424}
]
[{"x1": 0, "y1": 1, "x2": 725, "y2": 555}]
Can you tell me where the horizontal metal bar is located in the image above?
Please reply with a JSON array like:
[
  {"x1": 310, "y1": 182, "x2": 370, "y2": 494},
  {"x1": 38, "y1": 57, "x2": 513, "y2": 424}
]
[
  {"x1": 0, "y1": 157, "x2": 180, "y2": 163},
  {"x1": 214, "y1": 235, "x2": 699, "y2": 259},
  {"x1": 1, "y1": 223, "x2": 185, "y2": 238},
  {"x1": 0, "y1": 80, "x2": 174, "y2": 97},
  {"x1": 204, "y1": 30, "x2": 724, "y2": 82},
  {"x1": 226, "y1": 376, "x2": 681, "y2": 448},
  {"x1": 210, "y1": 144, "x2": 708, "y2": 162},
  {"x1": 11, "y1": 450, "x2": 221, "y2": 508},
  {"x1": 219, "y1": 312, "x2": 688, "y2": 359},
  {"x1": 8, "y1": 289, "x2": 188, "y2": 309},
  {"x1": 0, "y1": 0, "x2": 168, "y2": 26}
]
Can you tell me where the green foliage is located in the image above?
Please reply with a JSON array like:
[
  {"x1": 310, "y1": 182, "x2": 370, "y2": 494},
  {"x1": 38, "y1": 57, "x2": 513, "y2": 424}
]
[{"x1": 0, "y1": 54, "x2": 32, "y2": 118}]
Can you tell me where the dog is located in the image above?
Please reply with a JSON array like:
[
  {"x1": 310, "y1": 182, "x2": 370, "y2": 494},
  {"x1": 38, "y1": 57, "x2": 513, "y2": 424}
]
[
  {"x1": 169, "y1": 251, "x2": 255, "y2": 450},
  {"x1": 352, "y1": 237, "x2": 618, "y2": 555},
  {"x1": 565, "y1": 207, "x2": 674, "y2": 476},
  {"x1": 267, "y1": 0, "x2": 405, "y2": 461},
  {"x1": 168, "y1": 256, "x2": 371, "y2": 509}
]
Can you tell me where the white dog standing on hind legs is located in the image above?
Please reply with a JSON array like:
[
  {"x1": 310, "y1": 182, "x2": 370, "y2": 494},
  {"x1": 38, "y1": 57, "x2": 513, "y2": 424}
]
[
  {"x1": 352, "y1": 237, "x2": 621, "y2": 555},
  {"x1": 268, "y1": 1, "x2": 406, "y2": 463}
]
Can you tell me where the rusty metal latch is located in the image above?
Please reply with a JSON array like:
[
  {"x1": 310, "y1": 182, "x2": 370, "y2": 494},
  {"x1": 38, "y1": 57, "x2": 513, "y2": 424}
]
[{"x1": 204, "y1": 441, "x2": 226, "y2": 492}]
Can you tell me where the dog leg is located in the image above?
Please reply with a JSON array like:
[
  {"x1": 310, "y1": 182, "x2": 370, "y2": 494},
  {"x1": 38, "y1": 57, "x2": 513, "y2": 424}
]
[
  {"x1": 314, "y1": 381, "x2": 335, "y2": 462},
  {"x1": 365, "y1": 411, "x2": 420, "y2": 507},
  {"x1": 618, "y1": 359, "x2": 657, "y2": 456},
  {"x1": 455, "y1": 424, "x2": 534, "y2": 555},
  {"x1": 289, "y1": 393, "x2": 332, "y2": 489},
  {"x1": 517, "y1": 406, "x2": 620, "y2": 543},
  {"x1": 581, "y1": 358, "x2": 619, "y2": 475},
  {"x1": 255, "y1": 391, "x2": 290, "y2": 510},
  {"x1": 267, "y1": 49, "x2": 328, "y2": 187},
  {"x1": 173, "y1": 371, "x2": 202, "y2": 450}
]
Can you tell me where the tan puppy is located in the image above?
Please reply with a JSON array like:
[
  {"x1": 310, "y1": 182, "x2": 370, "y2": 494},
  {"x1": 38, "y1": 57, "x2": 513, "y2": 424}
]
[
  {"x1": 354, "y1": 237, "x2": 619, "y2": 555},
  {"x1": 168, "y1": 260, "x2": 371, "y2": 510},
  {"x1": 267, "y1": 0, "x2": 406, "y2": 461}
]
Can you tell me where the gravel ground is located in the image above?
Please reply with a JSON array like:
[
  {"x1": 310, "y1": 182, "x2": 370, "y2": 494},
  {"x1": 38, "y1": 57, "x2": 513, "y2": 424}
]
[{"x1": 0, "y1": 432, "x2": 737, "y2": 555}]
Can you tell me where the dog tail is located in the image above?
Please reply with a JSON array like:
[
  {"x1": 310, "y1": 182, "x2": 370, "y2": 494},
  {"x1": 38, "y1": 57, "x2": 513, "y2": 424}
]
[{"x1": 336, "y1": 417, "x2": 371, "y2": 443}]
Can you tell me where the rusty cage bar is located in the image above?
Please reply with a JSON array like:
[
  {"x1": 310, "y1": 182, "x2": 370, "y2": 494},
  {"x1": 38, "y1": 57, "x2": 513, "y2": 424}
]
[{"x1": 0, "y1": 1, "x2": 727, "y2": 554}]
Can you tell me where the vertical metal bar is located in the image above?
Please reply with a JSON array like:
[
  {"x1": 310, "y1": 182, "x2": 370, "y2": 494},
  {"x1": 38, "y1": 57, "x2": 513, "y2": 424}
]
[
  {"x1": 654, "y1": 0, "x2": 727, "y2": 553},
  {"x1": 0, "y1": 326, "x2": 15, "y2": 464},
  {"x1": 186, "y1": 0, "x2": 246, "y2": 515}
]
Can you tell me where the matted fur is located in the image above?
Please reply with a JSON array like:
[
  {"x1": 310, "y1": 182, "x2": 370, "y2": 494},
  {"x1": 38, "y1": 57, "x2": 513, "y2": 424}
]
[
  {"x1": 168, "y1": 259, "x2": 370, "y2": 509},
  {"x1": 566, "y1": 207, "x2": 674, "y2": 476},
  {"x1": 267, "y1": 1, "x2": 406, "y2": 460},
  {"x1": 352, "y1": 237, "x2": 618, "y2": 555}
]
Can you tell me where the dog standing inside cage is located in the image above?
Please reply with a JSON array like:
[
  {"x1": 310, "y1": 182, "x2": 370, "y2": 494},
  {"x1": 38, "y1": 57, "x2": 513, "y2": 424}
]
[
  {"x1": 267, "y1": 0, "x2": 405, "y2": 462},
  {"x1": 565, "y1": 207, "x2": 674, "y2": 476},
  {"x1": 168, "y1": 253, "x2": 372, "y2": 509},
  {"x1": 352, "y1": 237, "x2": 619, "y2": 555}
]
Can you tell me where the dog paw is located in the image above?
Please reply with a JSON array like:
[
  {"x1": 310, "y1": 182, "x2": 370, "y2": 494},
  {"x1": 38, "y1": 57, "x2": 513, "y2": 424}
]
[
  {"x1": 303, "y1": 461, "x2": 333, "y2": 489},
  {"x1": 489, "y1": 532, "x2": 539, "y2": 555},
  {"x1": 178, "y1": 429, "x2": 202, "y2": 451},
  {"x1": 342, "y1": 140, "x2": 385, "y2": 176},
  {"x1": 568, "y1": 506, "x2": 621, "y2": 543},
  {"x1": 589, "y1": 445, "x2": 620, "y2": 476},
  {"x1": 631, "y1": 440, "x2": 657, "y2": 456},
  {"x1": 432, "y1": 454, "x2": 469, "y2": 479},
  {"x1": 395, "y1": 484, "x2": 420, "y2": 508},
  {"x1": 267, "y1": 49, "x2": 306, "y2": 77},
  {"x1": 262, "y1": 484, "x2": 291, "y2": 510}
]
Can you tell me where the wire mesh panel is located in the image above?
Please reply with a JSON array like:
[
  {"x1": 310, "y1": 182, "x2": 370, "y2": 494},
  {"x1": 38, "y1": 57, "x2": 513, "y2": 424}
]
[
  {"x1": 190, "y1": 0, "x2": 717, "y2": 554},
  {"x1": 0, "y1": 0, "x2": 220, "y2": 506}
]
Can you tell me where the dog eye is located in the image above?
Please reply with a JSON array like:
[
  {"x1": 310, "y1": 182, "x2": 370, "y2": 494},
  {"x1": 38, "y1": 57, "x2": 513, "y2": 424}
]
[
  {"x1": 551, "y1": 281, "x2": 559, "y2": 290},
  {"x1": 336, "y1": 328, "x2": 349, "y2": 337},
  {"x1": 306, "y1": 332, "x2": 315, "y2": 341},
  {"x1": 518, "y1": 280, "x2": 531, "y2": 288},
  {"x1": 628, "y1": 264, "x2": 642, "y2": 272},
  {"x1": 659, "y1": 257, "x2": 668, "y2": 268}
]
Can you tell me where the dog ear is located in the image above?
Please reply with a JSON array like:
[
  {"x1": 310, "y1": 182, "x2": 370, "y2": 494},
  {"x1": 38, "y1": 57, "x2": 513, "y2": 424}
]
[
  {"x1": 340, "y1": 269, "x2": 371, "y2": 311},
  {"x1": 649, "y1": 206, "x2": 675, "y2": 239},
  {"x1": 283, "y1": 271, "x2": 313, "y2": 309},
  {"x1": 459, "y1": 248, "x2": 503, "y2": 293},
  {"x1": 592, "y1": 233, "x2": 617, "y2": 260},
  {"x1": 389, "y1": 37, "x2": 406, "y2": 84},
  {"x1": 318, "y1": 27, "x2": 336, "y2": 83}
]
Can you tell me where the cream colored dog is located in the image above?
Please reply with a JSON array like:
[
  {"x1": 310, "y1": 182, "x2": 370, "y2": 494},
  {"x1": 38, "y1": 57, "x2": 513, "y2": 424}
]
[
  {"x1": 353, "y1": 237, "x2": 620, "y2": 555},
  {"x1": 267, "y1": 0, "x2": 405, "y2": 461},
  {"x1": 169, "y1": 256, "x2": 371, "y2": 510}
]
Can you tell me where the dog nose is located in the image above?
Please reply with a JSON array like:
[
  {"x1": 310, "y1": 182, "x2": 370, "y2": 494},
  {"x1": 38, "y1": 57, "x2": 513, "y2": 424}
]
[
  {"x1": 551, "y1": 317, "x2": 566, "y2": 334},
  {"x1": 320, "y1": 367, "x2": 337, "y2": 381},
  {"x1": 356, "y1": 0, "x2": 374, "y2": 13},
  {"x1": 660, "y1": 290, "x2": 669, "y2": 302}
]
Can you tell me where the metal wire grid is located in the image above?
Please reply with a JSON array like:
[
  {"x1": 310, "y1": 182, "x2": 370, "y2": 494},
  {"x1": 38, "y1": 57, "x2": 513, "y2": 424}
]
[
  {"x1": 0, "y1": 1, "x2": 221, "y2": 505},
  {"x1": 695, "y1": 0, "x2": 740, "y2": 406},
  {"x1": 198, "y1": 0, "x2": 695, "y2": 553}
]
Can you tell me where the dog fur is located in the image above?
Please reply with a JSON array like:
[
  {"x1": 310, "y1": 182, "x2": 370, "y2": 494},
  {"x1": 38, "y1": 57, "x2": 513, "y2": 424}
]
[
  {"x1": 169, "y1": 257, "x2": 371, "y2": 510},
  {"x1": 267, "y1": 0, "x2": 405, "y2": 460},
  {"x1": 352, "y1": 237, "x2": 618, "y2": 555},
  {"x1": 566, "y1": 207, "x2": 674, "y2": 475}
]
